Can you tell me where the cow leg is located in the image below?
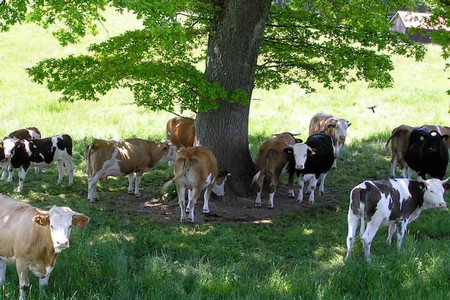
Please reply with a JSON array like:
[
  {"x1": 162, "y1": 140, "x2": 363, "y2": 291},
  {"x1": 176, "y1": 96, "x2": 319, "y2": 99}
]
[
  {"x1": 66, "y1": 158, "x2": 74, "y2": 187},
  {"x1": 16, "y1": 259, "x2": 30, "y2": 300},
  {"x1": 361, "y1": 220, "x2": 382, "y2": 262},
  {"x1": 319, "y1": 172, "x2": 328, "y2": 195},
  {"x1": 296, "y1": 174, "x2": 305, "y2": 203},
  {"x1": 0, "y1": 259, "x2": 6, "y2": 286},
  {"x1": 305, "y1": 175, "x2": 318, "y2": 204},
  {"x1": 253, "y1": 171, "x2": 265, "y2": 208},
  {"x1": 187, "y1": 187, "x2": 201, "y2": 222},
  {"x1": 332, "y1": 159, "x2": 337, "y2": 169},
  {"x1": 203, "y1": 186, "x2": 213, "y2": 213},
  {"x1": 268, "y1": 170, "x2": 281, "y2": 209},
  {"x1": 186, "y1": 189, "x2": 193, "y2": 213},
  {"x1": 176, "y1": 184, "x2": 187, "y2": 222},
  {"x1": 0, "y1": 162, "x2": 6, "y2": 181},
  {"x1": 386, "y1": 223, "x2": 397, "y2": 245},
  {"x1": 16, "y1": 166, "x2": 29, "y2": 193},
  {"x1": 396, "y1": 221, "x2": 408, "y2": 250},
  {"x1": 7, "y1": 163, "x2": 13, "y2": 182},
  {"x1": 34, "y1": 167, "x2": 40, "y2": 174},
  {"x1": 57, "y1": 160, "x2": 65, "y2": 184},
  {"x1": 287, "y1": 170, "x2": 295, "y2": 198},
  {"x1": 88, "y1": 174, "x2": 100, "y2": 202},
  {"x1": 127, "y1": 174, "x2": 135, "y2": 194},
  {"x1": 134, "y1": 174, "x2": 143, "y2": 197},
  {"x1": 345, "y1": 211, "x2": 359, "y2": 260}
]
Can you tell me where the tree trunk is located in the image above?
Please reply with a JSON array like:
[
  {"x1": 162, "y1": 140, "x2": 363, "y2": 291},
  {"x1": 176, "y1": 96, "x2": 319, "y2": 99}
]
[{"x1": 195, "y1": 0, "x2": 272, "y2": 197}]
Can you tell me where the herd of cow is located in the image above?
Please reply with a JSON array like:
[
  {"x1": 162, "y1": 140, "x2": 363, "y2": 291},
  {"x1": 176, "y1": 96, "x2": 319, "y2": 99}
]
[{"x1": 0, "y1": 113, "x2": 449, "y2": 299}]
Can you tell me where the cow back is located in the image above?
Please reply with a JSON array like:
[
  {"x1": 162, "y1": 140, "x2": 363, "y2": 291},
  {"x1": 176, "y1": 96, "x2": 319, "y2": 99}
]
[
  {"x1": 255, "y1": 134, "x2": 296, "y2": 172},
  {"x1": 302, "y1": 133, "x2": 334, "y2": 175},
  {"x1": 166, "y1": 117, "x2": 195, "y2": 148}
]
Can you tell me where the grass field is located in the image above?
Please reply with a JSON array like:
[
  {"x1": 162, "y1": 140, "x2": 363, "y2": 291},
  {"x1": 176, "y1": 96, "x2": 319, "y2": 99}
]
[{"x1": 1, "y1": 10, "x2": 450, "y2": 300}]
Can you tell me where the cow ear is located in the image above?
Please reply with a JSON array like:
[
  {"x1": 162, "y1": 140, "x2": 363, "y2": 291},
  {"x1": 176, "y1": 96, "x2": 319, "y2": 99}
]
[
  {"x1": 284, "y1": 147, "x2": 293, "y2": 154},
  {"x1": 346, "y1": 121, "x2": 351, "y2": 127},
  {"x1": 308, "y1": 147, "x2": 317, "y2": 156},
  {"x1": 441, "y1": 135, "x2": 449, "y2": 141},
  {"x1": 33, "y1": 214, "x2": 50, "y2": 226},
  {"x1": 442, "y1": 177, "x2": 450, "y2": 192},
  {"x1": 294, "y1": 138, "x2": 303, "y2": 143},
  {"x1": 72, "y1": 214, "x2": 90, "y2": 228}
]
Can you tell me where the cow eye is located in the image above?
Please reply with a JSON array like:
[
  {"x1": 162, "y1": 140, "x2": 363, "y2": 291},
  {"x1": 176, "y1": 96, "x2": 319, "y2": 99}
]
[{"x1": 50, "y1": 225, "x2": 54, "y2": 229}]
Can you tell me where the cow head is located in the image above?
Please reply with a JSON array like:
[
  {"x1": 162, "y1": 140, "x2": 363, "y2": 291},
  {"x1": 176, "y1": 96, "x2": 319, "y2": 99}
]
[
  {"x1": 418, "y1": 177, "x2": 448, "y2": 209},
  {"x1": 160, "y1": 140, "x2": 178, "y2": 162},
  {"x1": 33, "y1": 206, "x2": 90, "y2": 253},
  {"x1": 0, "y1": 140, "x2": 5, "y2": 161},
  {"x1": 2, "y1": 137, "x2": 17, "y2": 159},
  {"x1": 285, "y1": 143, "x2": 315, "y2": 170},
  {"x1": 425, "y1": 131, "x2": 448, "y2": 154},
  {"x1": 213, "y1": 170, "x2": 231, "y2": 196},
  {"x1": 326, "y1": 119, "x2": 350, "y2": 158}
]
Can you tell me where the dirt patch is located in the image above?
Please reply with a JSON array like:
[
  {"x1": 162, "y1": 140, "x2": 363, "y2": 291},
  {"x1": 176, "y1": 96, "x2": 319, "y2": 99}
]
[{"x1": 99, "y1": 183, "x2": 345, "y2": 223}]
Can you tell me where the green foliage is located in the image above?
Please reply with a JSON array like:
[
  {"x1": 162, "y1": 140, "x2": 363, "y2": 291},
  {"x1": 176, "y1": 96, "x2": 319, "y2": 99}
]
[{"x1": 1, "y1": 0, "x2": 443, "y2": 112}]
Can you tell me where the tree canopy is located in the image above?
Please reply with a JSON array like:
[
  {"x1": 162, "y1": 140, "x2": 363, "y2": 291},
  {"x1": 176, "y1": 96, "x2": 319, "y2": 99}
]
[{"x1": 1, "y1": 0, "x2": 446, "y2": 112}]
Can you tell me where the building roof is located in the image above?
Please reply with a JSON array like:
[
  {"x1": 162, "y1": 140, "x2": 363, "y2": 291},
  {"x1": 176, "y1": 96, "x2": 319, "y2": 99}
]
[{"x1": 391, "y1": 11, "x2": 449, "y2": 31}]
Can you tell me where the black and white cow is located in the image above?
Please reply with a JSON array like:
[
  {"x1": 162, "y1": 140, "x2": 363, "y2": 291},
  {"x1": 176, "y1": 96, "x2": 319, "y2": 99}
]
[
  {"x1": 346, "y1": 177, "x2": 449, "y2": 262},
  {"x1": 9, "y1": 135, "x2": 74, "y2": 193},
  {"x1": 1, "y1": 127, "x2": 42, "y2": 182},
  {"x1": 287, "y1": 133, "x2": 335, "y2": 204},
  {"x1": 404, "y1": 127, "x2": 449, "y2": 179}
]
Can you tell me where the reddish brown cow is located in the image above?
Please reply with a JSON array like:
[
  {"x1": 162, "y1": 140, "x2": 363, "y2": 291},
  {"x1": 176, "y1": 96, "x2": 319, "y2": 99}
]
[
  {"x1": 251, "y1": 132, "x2": 301, "y2": 208},
  {"x1": 166, "y1": 117, "x2": 195, "y2": 148}
]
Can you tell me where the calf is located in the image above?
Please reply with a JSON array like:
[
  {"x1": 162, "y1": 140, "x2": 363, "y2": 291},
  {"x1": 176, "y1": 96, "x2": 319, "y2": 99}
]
[
  {"x1": 86, "y1": 139, "x2": 177, "y2": 201},
  {"x1": 9, "y1": 135, "x2": 73, "y2": 193},
  {"x1": 251, "y1": 132, "x2": 301, "y2": 208},
  {"x1": 166, "y1": 117, "x2": 195, "y2": 148},
  {"x1": 0, "y1": 194, "x2": 89, "y2": 300},
  {"x1": 309, "y1": 112, "x2": 350, "y2": 168},
  {"x1": 174, "y1": 147, "x2": 229, "y2": 222},
  {"x1": 404, "y1": 128, "x2": 449, "y2": 179},
  {"x1": 290, "y1": 133, "x2": 335, "y2": 204},
  {"x1": 346, "y1": 177, "x2": 449, "y2": 262},
  {"x1": 1, "y1": 127, "x2": 42, "y2": 181},
  {"x1": 386, "y1": 124, "x2": 450, "y2": 177}
]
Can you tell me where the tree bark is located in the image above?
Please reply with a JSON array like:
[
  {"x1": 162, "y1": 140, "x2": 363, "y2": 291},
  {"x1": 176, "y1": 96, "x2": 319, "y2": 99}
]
[{"x1": 195, "y1": 0, "x2": 272, "y2": 197}]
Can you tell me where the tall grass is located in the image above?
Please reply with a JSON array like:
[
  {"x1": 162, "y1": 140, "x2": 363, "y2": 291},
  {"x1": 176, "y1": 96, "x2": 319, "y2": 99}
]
[{"x1": 0, "y1": 10, "x2": 449, "y2": 300}]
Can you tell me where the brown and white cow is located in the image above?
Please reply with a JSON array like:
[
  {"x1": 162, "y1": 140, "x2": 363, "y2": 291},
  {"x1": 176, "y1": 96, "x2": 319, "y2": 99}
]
[
  {"x1": 166, "y1": 117, "x2": 195, "y2": 148},
  {"x1": 173, "y1": 147, "x2": 229, "y2": 222},
  {"x1": 309, "y1": 112, "x2": 351, "y2": 167},
  {"x1": 345, "y1": 177, "x2": 449, "y2": 262},
  {"x1": 251, "y1": 132, "x2": 301, "y2": 208},
  {"x1": 386, "y1": 124, "x2": 450, "y2": 177},
  {"x1": 1, "y1": 127, "x2": 42, "y2": 181},
  {"x1": 0, "y1": 194, "x2": 89, "y2": 300},
  {"x1": 86, "y1": 138, "x2": 177, "y2": 201}
]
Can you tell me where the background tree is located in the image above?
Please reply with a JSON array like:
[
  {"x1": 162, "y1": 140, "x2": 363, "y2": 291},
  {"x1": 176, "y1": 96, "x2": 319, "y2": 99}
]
[{"x1": 1, "y1": 0, "x2": 447, "y2": 196}]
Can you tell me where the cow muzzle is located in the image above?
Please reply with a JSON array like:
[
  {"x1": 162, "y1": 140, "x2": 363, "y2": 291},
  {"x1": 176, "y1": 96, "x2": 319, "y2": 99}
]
[
  {"x1": 439, "y1": 202, "x2": 447, "y2": 208},
  {"x1": 296, "y1": 164, "x2": 305, "y2": 170}
]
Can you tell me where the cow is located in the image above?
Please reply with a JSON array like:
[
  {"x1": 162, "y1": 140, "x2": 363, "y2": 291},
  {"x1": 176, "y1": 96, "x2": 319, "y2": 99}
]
[
  {"x1": 289, "y1": 133, "x2": 335, "y2": 204},
  {"x1": 173, "y1": 147, "x2": 229, "y2": 222},
  {"x1": 345, "y1": 177, "x2": 449, "y2": 262},
  {"x1": 8, "y1": 135, "x2": 73, "y2": 193},
  {"x1": 86, "y1": 139, "x2": 177, "y2": 201},
  {"x1": 0, "y1": 193, "x2": 89, "y2": 300},
  {"x1": 166, "y1": 117, "x2": 195, "y2": 148},
  {"x1": 386, "y1": 124, "x2": 450, "y2": 177},
  {"x1": 404, "y1": 128, "x2": 449, "y2": 179},
  {"x1": 1, "y1": 127, "x2": 42, "y2": 181},
  {"x1": 309, "y1": 112, "x2": 351, "y2": 168},
  {"x1": 251, "y1": 132, "x2": 302, "y2": 208}
]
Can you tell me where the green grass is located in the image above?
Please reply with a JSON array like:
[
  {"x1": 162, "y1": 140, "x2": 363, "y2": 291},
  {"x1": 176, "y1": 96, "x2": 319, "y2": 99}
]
[{"x1": 1, "y1": 10, "x2": 450, "y2": 300}]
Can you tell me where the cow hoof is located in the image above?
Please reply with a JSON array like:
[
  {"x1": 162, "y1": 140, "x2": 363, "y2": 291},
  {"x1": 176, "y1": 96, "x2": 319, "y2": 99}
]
[
  {"x1": 267, "y1": 205, "x2": 274, "y2": 209},
  {"x1": 127, "y1": 191, "x2": 133, "y2": 195},
  {"x1": 288, "y1": 194, "x2": 295, "y2": 199},
  {"x1": 180, "y1": 217, "x2": 187, "y2": 223},
  {"x1": 308, "y1": 200, "x2": 314, "y2": 205},
  {"x1": 254, "y1": 203, "x2": 262, "y2": 208},
  {"x1": 319, "y1": 191, "x2": 324, "y2": 195},
  {"x1": 296, "y1": 199, "x2": 303, "y2": 203},
  {"x1": 203, "y1": 209, "x2": 210, "y2": 214},
  {"x1": 188, "y1": 217, "x2": 195, "y2": 223},
  {"x1": 88, "y1": 198, "x2": 97, "y2": 203},
  {"x1": 134, "y1": 193, "x2": 141, "y2": 197}
]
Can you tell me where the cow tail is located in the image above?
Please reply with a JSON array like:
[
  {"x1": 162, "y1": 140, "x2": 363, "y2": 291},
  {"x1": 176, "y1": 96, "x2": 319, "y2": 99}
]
[
  {"x1": 85, "y1": 143, "x2": 96, "y2": 177},
  {"x1": 385, "y1": 135, "x2": 393, "y2": 150}
]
